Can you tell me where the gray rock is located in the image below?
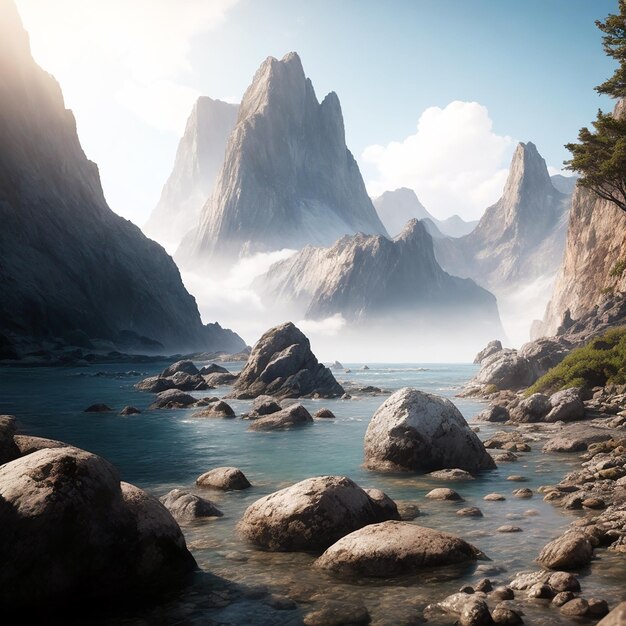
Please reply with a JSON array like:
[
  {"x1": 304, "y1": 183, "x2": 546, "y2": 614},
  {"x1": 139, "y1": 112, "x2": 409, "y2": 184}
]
[
  {"x1": 0, "y1": 446, "x2": 195, "y2": 610},
  {"x1": 247, "y1": 403, "x2": 314, "y2": 431},
  {"x1": 200, "y1": 363, "x2": 230, "y2": 375},
  {"x1": 598, "y1": 602, "x2": 626, "y2": 625},
  {"x1": 315, "y1": 521, "x2": 485, "y2": 577},
  {"x1": 537, "y1": 532, "x2": 594, "y2": 569},
  {"x1": 476, "y1": 405, "x2": 510, "y2": 423},
  {"x1": 546, "y1": 387, "x2": 584, "y2": 422},
  {"x1": 364, "y1": 388, "x2": 495, "y2": 473},
  {"x1": 484, "y1": 493, "x2": 506, "y2": 501},
  {"x1": 149, "y1": 389, "x2": 197, "y2": 409},
  {"x1": 162, "y1": 360, "x2": 199, "y2": 377},
  {"x1": 134, "y1": 376, "x2": 176, "y2": 393},
  {"x1": 457, "y1": 507, "x2": 483, "y2": 517},
  {"x1": 119, "y1": 406, "x2": 141, "y2": 416},
  {"x1": 160, "y1": 489, "x2": 223, "y2": 521},
  {"x1": 560, "y1": 598, "x2": 589, "y2": 617},
  {"x1": 429, "y1": 468, "x2": 475, "y2": 480},
  {"x1": 237, "y1": 475, "x2": 399, "y2": 551},
  {"x1": 251, "y1": 395, "x2": 282, "y2": 416},
  {"x1": 474, "y1": 340, "x2": 504, "y2": 364},
  {"x1": 553, "y1": 591, "x2": 576, "y2": 606},
  {"x1": 196, "y1": 467, "x2": 251, "y2": 491},
  {"x1": 426, "y1": 488, "x2": 463, "y2": 501},
  {"x1": 510, "y1": 393, "x2": 550, "y2": 423},
  {"x1": 203, "y1": 372, "x2": 238, "y2": 386},
  {"x1": 230, "y1": 322, "x2": 344, "y2": 399},
  {"x1": 547, "y1": 571, "x2": 580, "y2": 592},
  {"x1": 314, "y1": 408, "x2": 336, "y2": 419},
  {"x1": 491, "y1": 606, "x2": 522, "y2": 624},
  {"x1": 13, "y1": 434, "x2": 65, "y2": 457},
  {"x1": 193, "y1": 400, "x2": 235, "y2": 418}
]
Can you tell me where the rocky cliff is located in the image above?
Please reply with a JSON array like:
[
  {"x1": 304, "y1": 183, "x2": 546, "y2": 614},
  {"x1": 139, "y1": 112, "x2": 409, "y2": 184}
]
[
  {"x1": 373, "y1": 188, "x2": 477, "y2": 238},
  {"x1": 144, "y1": 97, "x2": 238, "y2": 250},
  {"x1": 0, "y1": 1, "x2": 245, "y2": 356},
  {"x1": 177, "y1": 52, "x2": 388, "y2": 266}
]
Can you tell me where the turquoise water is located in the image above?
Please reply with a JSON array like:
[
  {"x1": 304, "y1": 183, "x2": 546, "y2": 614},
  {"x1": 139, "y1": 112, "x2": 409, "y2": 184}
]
[{"x1": 1, "y1": 362, "x2": 624, "y2": 624}]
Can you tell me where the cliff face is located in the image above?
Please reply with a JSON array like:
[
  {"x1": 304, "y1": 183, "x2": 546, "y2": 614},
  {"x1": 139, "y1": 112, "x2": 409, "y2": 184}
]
[
  {"x1": 0, "y1": 1, "x2": 245, "y2": 355},
  {"x1": 144, "y1": 97, "x2": 238, "y2": 250},
  {"x1": 177, "y1": 52, "x2": 388, "y2": 266},
  {"x1": 539, "y1": 187, "x2": 626, "y2": 336}
]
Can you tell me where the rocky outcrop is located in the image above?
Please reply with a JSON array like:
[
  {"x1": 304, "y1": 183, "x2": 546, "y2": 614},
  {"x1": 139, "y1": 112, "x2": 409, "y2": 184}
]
[
  {"x1": 0, "y1": 2, "x2": 244, "y2": 357},
  {"x1": 230, "y1": 322, "x2": 344, "y2": 399},
  {"x1": 364, "y1": 388, "x2": 495, "y2": 473},
  {"x1": 257, "y1": 219, "x2": 503, "y2": 335},
  {"x1": 237, "y1": 475, "x2": 399, "y2": 551},
  {"x1": 0, "y1": 444, "x2": 195, "y2": 610},
  {"x1": 373, "y1": 187, "x2": 477, "y2": 238},
  {"x1": 177, "y1": 52, "x2": 387, "y2": 266},
  {"x1": 144, "y1": 97, "x2": 238, "y2": 250},
  {"x1": 315, "y1": 521, "x2": 484, "y2": 577}
]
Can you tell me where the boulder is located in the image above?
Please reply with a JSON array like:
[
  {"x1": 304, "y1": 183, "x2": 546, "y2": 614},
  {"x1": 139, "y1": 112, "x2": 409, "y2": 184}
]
[
  {"x1": 161, "y1": 360, "x2": 199, "y2": 377},
  {"x1": 426, "y1": 488, "x2": 463, "y2": 501},
  {"x1": 13, "y1": 434, "x2": 65, "y2": 456},
  {"x1": 134, "y1": 376, "x2": 176, "y2": 393},
  {"x1": 363, "y1": 388, "x2": 495, "y2": 473},
  {"x1": 0, "y1": 446, "x2": 195, "y2": 610},
  {"x1": 84, "y1": 404, "x2": 113, "y2": 413},
  {"x1": 510, "y1": 393, "x2": 550, "y2": 423},
  {"x1": 0, "y1": 415, "x2": 19, "y2": 464},
  {"x1": 474, "y1": 340, "x2": 503, "y2": 364},
  {"x1": 315, "y1": 521, "x2": 485, "y2": 577},
  {"x1": 193, "y1": 400, "x2": 235, "y2": 418},
  {"x1": 537, "y1": 532, "x2": 594, "y2": 569},
  {"x1": 159, "y1": 489, "x2": 223, "y2": 521},
  {"x1": 149, "y1": 389, "x2": 197, "y2": 409},
  {"x1": 237, "y1": 475, "x2": 399, "y2": 551},
  {"x1": 196, "y1": 467, "x2": 251, "y2": 491},
  {"x1": 230, "y1": 322, "x2": 344, "y2": 399},
  {"x1": 203, "y1": 372, "x2": 238, "y2": 386},
  {"x1": 473, "y1": 351, "x2": 535, "y2": 391},
  {"x1": 545, "y1": 388, "x2": 584, "y2": 422},
  {"x1": 363, "y1": 488, "x2": 399, "y2": 519},
  {"x1": 429, "y1": 468, "x2": 475, "y2": 480},
  {"x1": 251, "y1": 395, "x2": 282, "y2": 416},
  {"x1": 168, "y1": 372, "x2": 208, "y2": 391},
  {"x1": 199, "y1": 363, "x2": 229, "y2": 375},
  {"x1": 247, "y1": 403, "x2": 314, "y2": 431},
  {"x1": 475, "y1": 405, "x2": 510, "y2": 423},
  {"x1": 314, "y1": 408, "x2": 336, "y2": 419},
  {"x1": 597, "y1": 602, "x2": 626, "y2": 625},
  {"x1": 119, "y1": 406, "x2": 141, "y2": 416}
]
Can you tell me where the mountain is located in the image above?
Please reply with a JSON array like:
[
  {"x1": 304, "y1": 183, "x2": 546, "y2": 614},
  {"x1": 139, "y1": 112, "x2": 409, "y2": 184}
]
[
  {"x1": 433, "y1": 142, "x2": 570, "y2": 343},
  {"x1": 143, "y1": 97, "x2": 238, "y2": 251},
  {"x1": 373, "y1": 188, "x2": 477, "y2": 238},
  {"x1": 0, "y1": 1, "x2": 245, "y2": 357},
  {"x1": 177, "y1": 52, "x2": 388, "y2": 266},
  {"x1": 256, "y1": 219, "x2": 502, "y2": 334},
  {"x1": 550, "y1": 174, "x2": 578, "y2": 196}
]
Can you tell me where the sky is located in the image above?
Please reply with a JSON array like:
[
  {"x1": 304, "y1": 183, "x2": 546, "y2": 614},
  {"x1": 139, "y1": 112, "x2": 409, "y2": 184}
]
[{"x1": 16, "y1": 0, "x2": 616, "y2": 225}]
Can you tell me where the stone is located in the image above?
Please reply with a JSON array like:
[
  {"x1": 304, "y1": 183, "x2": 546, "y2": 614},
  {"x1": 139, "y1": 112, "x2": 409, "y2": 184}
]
[
  {"x1": 314, "y1": 408, "x2": 335, "y2": 418},
  {"x1": 484, "y1": 493, "x2": 506, "y2": 501},
  {"x1": 547, "y1": 571, "x2": 580, "y2": 592},
  {"x1": 588, "y1": 599, "x2": 610, "y2": 618},
  {"x1": 247, "y1": 403, "x2": 314, "y2": 431},
  {"x1": 509, "y1": 571, "x2": 551, "y2": 590},
  {"x1": 193, "y1": 400, "x2": 235, "y2": 418},
  {"x1": 162, "y1": 360, "x2": 199, "y2": 377},
  {"x1": 598, "y1": 602, "x2": 626, "y2": 625},
  {"x1": 491, "y1": 587, "x2": 514, "y2": 601},
  {"x1": 159, "y1": 489, "x2": 223, "y2": 521},
  {"x1": 429, "y1": 468, "x2": 475, "y2": 480},
  {"x1": 364, "y1": 388, "x2": 495, "y2": 473},
  {"x1": 84, "y1": 403, "x2": 112, "y2": 413},
  {"x1": 13, "y1": 434, "x2": 65, "y2": 456},
  {"x1": 119, "y1": 406, "x2": 141, "y2": 416},
  {"x1": 459, "y1": 598, "x2": 494, "y2": 626},
  {"x1": 426, "y1": 488, "x2": 463, "y2": 501},
  {"x1": 507, "y1": 475, "x2": 527, "y2": 482},
  {"x1": 457, "y1": 507, "x2": 483, "y2": 517},
  {"x1": 474, "y1": 340, "x2": 503, "y2": 364},
  {"x1": 475, "y1": 579, "x2": 492, "y2": 592},
  {"x1": 303, "y1": 601, "x2": 371, "y2": 626},
  {"x1": 149, "y1": 389, "x2": 197, "y2": 409},
  {"x1": 497, "y1": 525, "x2": 522, "y2": 533},
  {"x1": 0, "y1": 415, "x2": 19, "y2": 464},
  {"x1": 134, "y1": 376, "x2": 176, "y2": 393},
  {"x1": 203, "y1": 372, "x2": 238, "y2": 386},
  {"x1": 196, "y1": 467, "x2": 251, "y2": 491},
  {"x1": 315, "y1": 521, "x2": 485, "y2": 576},
  {"x1": 476, "y1": 405, "x2": 510, "y2": 423},
  {"x1": 552, "y1": 592, "x2": 576, "y2": 607},
  {"x1": 527, "y1": 583, "x2": 554, "y2": 599},
  {"x1": 200, "y1": 363, "x2": 230, "y2": 375},
  {"x1": 512, "y1": 488, "x2": 533, "y2": 498},
  {"x1": 511, "y1": 394, "x2": 550, "y2": 423},
  {"x1": 230, "y1": 323, "x2": 344, "y2": 399},
  {"x1": 363, "y1": 488, "x2": 399, "y2": 519},
  {"x1": 251, "y1": 395, "x2": 282, "y2": 415},
  {"x1": 0, "y1": 446, "x2": 195, "y2": 610},
  {"x1": 396, "y1": 501, "x2": 421, "y2": 520},
  {"x1": 237, "y1": 476, "x2": 399, "y2": 551},
  {"x1": 491, "y1": 607, "x2": 523, "y2": 624},
  {"x1": 546, "y1": 387, "x2": 585, "y2": 422},
  {"x1": 560, "y1": 598, "x2": 589, "y2": 617},
  {"x1": 537, "y1": 533, "x2": 594, "y2": 569}
]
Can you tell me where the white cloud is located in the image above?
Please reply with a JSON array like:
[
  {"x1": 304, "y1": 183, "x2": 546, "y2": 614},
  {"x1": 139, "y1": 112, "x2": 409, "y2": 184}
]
[
  {"x1": 297, "y1": 315, "x2": 346, "y2": 337},
  {"x1": 16, "y1": 0, "x2": 239, "y2": 134},
  {"x1": 362, "y1": 101, "x2": 516, "y2": 221}
]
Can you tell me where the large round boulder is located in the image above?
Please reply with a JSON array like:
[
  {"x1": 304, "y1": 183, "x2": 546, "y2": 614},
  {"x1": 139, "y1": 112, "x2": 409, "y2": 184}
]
[
  {"x1": 315, "y1": 521, "x2": 484, "y2": 576},
  {"x1": 364, "y1": 388, "x2": 496, "y2": 473},
  {"x1": 537, "y1": 532, "x2": 594, "y2": 570},
  {"x1": 0, "y1": 446, "x2": 195, "y2": 610},
  {"x1": 196, "y1": 466, "x2": 252, "y2": 490},
  {"x1": 161, "y1": 359, "x2": 199, "y2": 377},
  {"x1": 237, "y1": 475, "x2": 399, "y2": 551}
]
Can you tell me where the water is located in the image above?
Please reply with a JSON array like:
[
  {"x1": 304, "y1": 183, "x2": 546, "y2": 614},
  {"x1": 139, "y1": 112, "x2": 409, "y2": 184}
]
[{"x1": 1, "y1": 362, "x2": 625, "y2": 624}]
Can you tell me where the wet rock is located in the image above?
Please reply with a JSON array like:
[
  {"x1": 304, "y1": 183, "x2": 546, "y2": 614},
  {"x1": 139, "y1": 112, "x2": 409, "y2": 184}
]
[
  {"x1": 134, "y1": 376, "x2": 176, "y2": 393},
  {"x1": 588, "y1": 599, "x2": 610, "y2": 618},
  {"x1": 552, "y1": 591, "x2": 576, "y2": 606},
  {"x1": 363, "y1": 488, "x2": 399, "y2": 519},
  {"x1": 491, "y1": 606, "x2": 523, "y2": 624},
  {"x1": 0, "y1": 446, "x2": 195, "y2": 610},
  {"x1": 510, "y1": 394, "x2": 550, "y2": 423},
  {"x1": 507, "y1": 475, "x2": 527, "y2": 482},
  {"x1": 537, "y1": 532, "x2": 594, "y2": 570},
  {"x1": 547, "y1": 571, "x2": 580, "y2": 592},
  {"x1": 543, "y1": 435, "x2": 589, "y2": 453},
  {"x1": 314, "y1": 408, "x2": 335, "y2": 418},
  {"x1": 159, "y1": 489, "x2": 223, "y2": 521},
  {"x1": 497, "y1": 525, "x2": 522, "y2": 533},
  {"x1": 491, "y1": 587, "x2": 514, "y2": 601},
  {"x1": 264, "y1": 594, "x2": 298, "y2": 611},
  {"x1": 527, "y1": 583, "x2": 554, "y2": 599},
  {"x1": 315, "y1": 521, "x2": 485, "y2": 576},
  {"x1": 84, "y1": 403, "x2": 112, "y2": 413},
  {"x1": 0, "y1": 415, "x2": 19, "y2": 464},
  {"x1": 426, "y1": 488, "x2": 463, "y2": 501},
  {"x1": 582, "y1": 497, "x2": 606, "y2": 509},
  {"x1": 304, "y1": 601, "x2": 371, "y2": 626},
  {"x1": 196, "y1": 467, "x2": 251, "y2": 491},
  {"x1": 429, "y1": 468, "x2": 475, "y2": 480},
  {"x1": 251, "y1": 395, "x2": 282, "y2": 416},
  {"x1": 491, "y1": 451, "x2": 518, "y2": 463},
  {"x1": 364, "y1": 388, "x2": 495, "y2": 473},
  {"x1": 476, "y1": 405, "x2": 510, "y2": 423},
  {"x1": 247, "y1": 403, "x2": 314, "y2": 431},
  {"x1": 119, "y1": 406, "x2": 141, "y2": 416},
  {"x1": 475, "y1": 579, "x2": 492, "y2": 592},
  {"x1": 512, "y1": 488, "x2": 533, "y2": 498},
  {"x1": 560, "y1": 598, "x2": 589, "y2": 617},
  {"x1": 193, "y1": 400, "x2": 236, "y2": 418},
  {"x1": 598, "y1": 602, "x2": 626, "y2": 625},
  {"x1": 162, "y1": 360, "x2": 199, "y2": 377},
  {"x1": 457, "y1": 507, "x2": 483, "y2": 517},
  {"x1": 238, "y1": 476, "x2": 399, "y2": 551},
  {"x1": 460, "y1": 585, "x2": 475, "y2": 594},
  {"x1": 396, "y1": 501, "x2": 421, "y2": 520},
  {"x1": 200, "y1": 363, "x2": 229, "y2": 375},
  {"x1": 509, "y1": 571, "x2": 551, "y2": 590},
  {"x1": 459, "y1": 598, "x2": 494, "y2": 626},
  {"x1": 230, "y1": 323, "x2": 344, "y2": 399},
  {"x1": 13, "y1": 434, "x2": 65, "y2": 457},
  {"x1": 149, "y1": 389, "x2": 197, "y2": 409},
  {"x1": 484, "y1": 493, "x2": 506, "y2": 501}
]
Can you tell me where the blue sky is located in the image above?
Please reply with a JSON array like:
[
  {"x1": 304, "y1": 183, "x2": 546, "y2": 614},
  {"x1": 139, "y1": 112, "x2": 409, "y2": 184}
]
[{"x1": 17, "y1": 0, "x2": 616, "y2": 223}]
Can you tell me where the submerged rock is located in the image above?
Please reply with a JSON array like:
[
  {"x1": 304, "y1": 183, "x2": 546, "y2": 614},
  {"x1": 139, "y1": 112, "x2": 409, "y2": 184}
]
[
  {"x1": 160, "y1": 489, "x2": 223, "y2": 521},
  {"x1": 193, "y1": 400, "x2": 235, "y2": 418},
  {"x1": 230, "y1": 323, "x2": 344, "y2": 399},
  {"x1": 149, "y1": 389, "x2": 197, "y2": 409},
  {"x1": 364, "y1": 388, "x2": 495, "y2": 473},
  {"x1": 196, "y1": 467, "x2": 251, "y2": 491},
  {"x1": 247, "y1": 403, "x2": 314, "y2": 431},
  {"x1": 84, "y1": 403, "x2": 113, "y2": 413},
  {"x1": 429, "y1": 468, "x2": 475, "y2": 481},
  {"x1": 119, "y1": 406, "x2": 141, "y2": 416},
  {"x1": 237, "y1": 475, "x2": 399, "y2": 551},
  {"x1": 315, "y1": 521, "x2": 485, "y2": 577}
]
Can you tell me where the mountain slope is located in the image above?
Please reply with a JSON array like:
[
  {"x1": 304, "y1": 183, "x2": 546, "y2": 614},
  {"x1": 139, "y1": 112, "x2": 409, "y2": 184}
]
[
  {"x1": 177, "y1": 52, "x2": 388, "y2": 266},
  {"x1": 0, "y1": 1, "x2": 244, "y2": 355},
  {"x1": 144, "y1": 97, "x2": 238, "y2": 251}
]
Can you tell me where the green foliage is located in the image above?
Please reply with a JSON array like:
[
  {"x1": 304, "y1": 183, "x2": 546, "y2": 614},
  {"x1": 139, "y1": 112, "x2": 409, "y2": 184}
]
[
  {"x1": 610, "y1": 258, "x2": 626, "y2": 277},
  {"x1": 596, "y1": 0, "x2": 626, "y2": 98},
  {"x1": 527, "y1": 327, "x2": 626, "y2": 394}
]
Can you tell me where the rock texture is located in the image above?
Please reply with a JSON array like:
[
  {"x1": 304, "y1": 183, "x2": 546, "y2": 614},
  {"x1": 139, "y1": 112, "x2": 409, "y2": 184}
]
[
  {"x1": 178, "y1": 52, "x2": 387, "y2": 265},
  {"x1": 237, "y1": 475, "x2": 399, "y2": 551},
  {"x1": 230, "y1": 322, "x2": 344, "y2": 399},
  {"x1": 159, "y1": 488, "x2": 223, "y2": 521},
  {"x1": 0, "y1": 445, "x2": 195, "y2": 610},
  {"x1": 315, "y1": 521, "x2": 484, "y2": 576},
  {"x1": 196, "y1": 467, "x2": 251, "y2": 490},
  {"x1": 144, "y1": 97, "x2": 238, "y2": 250},
  {"x1": 257, "y1": 219, "x2": 503, "y2": 333},
  {"x1": 373, "y1": 187, "x2": 477, "y2": 238},
  {"x1": 0, "y1": 2, "x2": 244, "y2": 356},
  {"x1": 364, "y1": 388, "x2": 496, "y2": 473},
  {"x1": 247, "y1": 403, "x2": 314, "y2": 431}
]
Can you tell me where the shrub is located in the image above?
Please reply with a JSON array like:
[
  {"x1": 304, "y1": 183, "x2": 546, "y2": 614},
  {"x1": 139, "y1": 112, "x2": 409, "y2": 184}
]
[{"x1": 610, "y1": 258, "x2": 626, "y2": 278}]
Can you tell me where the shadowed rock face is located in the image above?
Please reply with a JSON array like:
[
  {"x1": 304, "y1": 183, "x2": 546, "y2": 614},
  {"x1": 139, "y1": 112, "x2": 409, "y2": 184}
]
[
  {"x1": 230, "y1": 322, "x2": 344, "y2": 399},
  {"x1": 144, "y1": 97, "x2": 239, "y2": 249},
  {"x1": 177, "y1": 52, "x2": 388, "y2": 266},
  {"x1": 0, "y1": 1, "x2": 244, "y2": 355}
]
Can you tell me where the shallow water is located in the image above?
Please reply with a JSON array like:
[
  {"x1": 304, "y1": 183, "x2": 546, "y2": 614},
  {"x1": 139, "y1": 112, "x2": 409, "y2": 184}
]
[{"x1": 1, "y1": 362, "x2": 625, "y2": 624}]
